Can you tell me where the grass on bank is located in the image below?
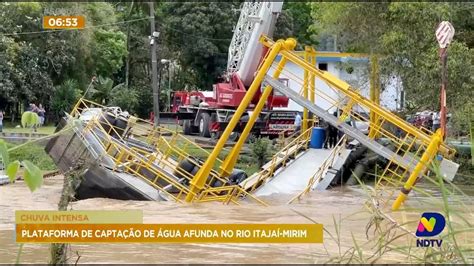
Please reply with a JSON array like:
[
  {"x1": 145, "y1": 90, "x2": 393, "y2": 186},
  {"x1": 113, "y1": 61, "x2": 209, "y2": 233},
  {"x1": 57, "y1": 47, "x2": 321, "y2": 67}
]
[
  {"x1": 2, "y1": 122, "x2": 56, "y2": 134},
  {"x1": 6, "y1": 142, "x2": 57, "y2": 171}
]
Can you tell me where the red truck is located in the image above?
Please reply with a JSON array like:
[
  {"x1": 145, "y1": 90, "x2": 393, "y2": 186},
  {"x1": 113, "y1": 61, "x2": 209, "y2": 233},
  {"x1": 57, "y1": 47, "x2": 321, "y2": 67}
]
[
  {"x1": 170, "y1": 78, "x2": 297, "y2": 140},
  {"x1": 168, "y1": 2, "x2": 297, "y2": 140}
]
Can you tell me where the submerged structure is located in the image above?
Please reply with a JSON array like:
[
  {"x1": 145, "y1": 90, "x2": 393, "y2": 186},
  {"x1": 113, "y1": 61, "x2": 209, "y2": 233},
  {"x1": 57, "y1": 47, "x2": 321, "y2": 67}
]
[
  {"x1": 45, "y1": 99, "x2": 265, "y2": 204},
  {"x1": 46, "y1": 35, "x2": 458, "y2": 213},
  {"x1": 45, "y1": 98, "x2": 343, "y2": 205},
  {"x1": 44, "y1": 0, "x2": 458, "y2": 210}
]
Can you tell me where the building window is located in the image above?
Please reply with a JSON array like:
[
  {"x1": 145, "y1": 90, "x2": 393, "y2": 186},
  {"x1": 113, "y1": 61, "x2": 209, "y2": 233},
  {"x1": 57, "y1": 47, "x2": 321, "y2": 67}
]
[{"x1": 318, "y1": 63, "x2": 328, "y2": 71}]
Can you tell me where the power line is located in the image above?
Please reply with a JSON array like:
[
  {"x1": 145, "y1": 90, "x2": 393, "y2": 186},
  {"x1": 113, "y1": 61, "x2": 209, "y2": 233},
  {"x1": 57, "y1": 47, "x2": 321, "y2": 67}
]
[
  {"x1": 163, "y1": 37, "x2": 228, "y2": 56},
  {"x1": 161, "y1": 25, "x2": 232, "y2": 42},
  {"x1": 0, "y1": 16, "x2": 232, "y2": 43},
  {"x1": 0, "y1": 17, "x2": 152, "y2": 37}
]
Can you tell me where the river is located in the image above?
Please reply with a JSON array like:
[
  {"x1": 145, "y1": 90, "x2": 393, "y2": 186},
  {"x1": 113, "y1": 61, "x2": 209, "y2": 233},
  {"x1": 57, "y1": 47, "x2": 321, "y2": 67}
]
[{"x1": 0, "y1": 175, "x2": 473, "y2": 263}]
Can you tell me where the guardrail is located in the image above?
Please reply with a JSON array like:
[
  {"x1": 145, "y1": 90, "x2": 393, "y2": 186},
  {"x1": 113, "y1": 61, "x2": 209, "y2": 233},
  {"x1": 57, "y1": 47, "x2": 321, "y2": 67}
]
[
  {"x1": 288, "y1": 135, "x2": 347, "y2": 204},
  {"x1": 195, "y1": 185, "x2": 269, "y2": 206},
  {"x1": 258, "y1": 36, "x2": 456, "y2": 210},
  {"x1": 240, "y1": 127, "x2": 312, "y2": 193},
  {"x1": 68, "y1": 98, "x2": 267, "y2": 205}
]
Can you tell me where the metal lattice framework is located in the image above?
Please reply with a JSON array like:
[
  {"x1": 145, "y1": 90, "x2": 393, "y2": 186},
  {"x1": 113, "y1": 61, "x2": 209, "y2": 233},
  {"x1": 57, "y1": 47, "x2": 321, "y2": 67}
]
[
  {"x1": 226, "y1": 2, "x2": 263, "y2": 76},
  {"x1": 65, "y1": 98, "x2": 267, "y2": 205},
  {"x1": 188, "y1": 36, "x2": 456, "y2": 210}
]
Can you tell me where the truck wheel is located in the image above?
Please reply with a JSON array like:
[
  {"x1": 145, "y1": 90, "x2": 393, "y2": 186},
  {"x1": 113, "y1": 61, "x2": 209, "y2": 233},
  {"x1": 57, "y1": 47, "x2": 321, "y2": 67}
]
[
  {"x1": 211, "y1": 131, "x2": 221, "y2": 140},
  {"x1": 198, "y1": 113, "x2": 211, "y2": 137},
  {"x1": 225, "y1": 114, "x2": 242, "y2": 142},
  {"x1": 209, "y1": 113, "x2": 219, "y2": 140},
  {"x1": 183, "y1": 120, "x2": 192, "y2": 135},
  {"x1": 229, "y1": 132, "x2": 240, "y2": 142}
]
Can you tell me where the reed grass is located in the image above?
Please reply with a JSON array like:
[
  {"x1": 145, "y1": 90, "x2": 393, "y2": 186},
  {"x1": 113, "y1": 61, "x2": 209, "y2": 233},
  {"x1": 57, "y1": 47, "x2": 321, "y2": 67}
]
[{"x1": 294, "y1": 164, "x2": 473, "y2": 264}]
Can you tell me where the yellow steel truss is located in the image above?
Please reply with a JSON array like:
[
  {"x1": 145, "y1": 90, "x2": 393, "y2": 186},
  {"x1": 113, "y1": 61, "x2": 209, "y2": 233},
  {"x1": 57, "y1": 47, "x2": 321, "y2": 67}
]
[
  {"x1": 219, "y1": 55, "x2": 290, "y2": 177},
  {"x1": 368, "y1": 54, "x2": 381, "y2": 139},
  {"x1": 188, "y1": 36, "x2": 455, "y2": 209},
  {"x1": 69, "y1": 98, "x2": 265, "y2": 205},
  {"x1": 239, "y1": 127, "x2": 312, "y2": 194},
  {"x1": 68, "y1": 34, "x2": 456, "y2": 210},
  {"x1": 186, "y1": 38, "x2": 297, "y2": 202}
]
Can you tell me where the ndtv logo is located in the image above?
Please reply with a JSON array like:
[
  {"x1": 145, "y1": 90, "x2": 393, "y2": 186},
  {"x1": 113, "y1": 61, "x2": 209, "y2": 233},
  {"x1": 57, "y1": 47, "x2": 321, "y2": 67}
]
[{"x1": 416, "y1": 212, "x2": 446, "y2": 247}]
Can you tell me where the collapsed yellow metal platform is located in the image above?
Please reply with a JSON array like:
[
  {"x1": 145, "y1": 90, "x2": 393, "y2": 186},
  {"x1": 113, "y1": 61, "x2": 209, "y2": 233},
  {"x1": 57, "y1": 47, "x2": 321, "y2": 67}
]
[
  {"x1": 47, "y1": 36, "x2": 456, "y2": 213},
  {"x1": 47, "y1": 98, "x2": 265, "y2": 205},
  {"x1": 184, "y1": 36, "x2": 455, "y2": 210}
]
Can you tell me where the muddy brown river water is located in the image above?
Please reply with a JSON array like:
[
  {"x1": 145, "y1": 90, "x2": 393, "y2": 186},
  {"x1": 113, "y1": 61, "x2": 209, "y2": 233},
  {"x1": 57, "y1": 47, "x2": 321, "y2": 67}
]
[{"x1": 1, "y1": 175, "x2": 473, "y2": 263}]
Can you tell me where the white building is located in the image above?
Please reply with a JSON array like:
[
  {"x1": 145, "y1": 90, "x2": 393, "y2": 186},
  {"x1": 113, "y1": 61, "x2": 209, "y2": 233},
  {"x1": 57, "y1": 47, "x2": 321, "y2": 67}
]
[{"x1": 270, "y1": 53, "x2": 404, "y2": 113}]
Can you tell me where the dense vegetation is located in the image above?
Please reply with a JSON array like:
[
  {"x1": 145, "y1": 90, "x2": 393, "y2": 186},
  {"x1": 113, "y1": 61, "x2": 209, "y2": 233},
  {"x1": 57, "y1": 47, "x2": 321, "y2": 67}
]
[
  {"x1": 0, "y1": 2, "x2": 471, "y2": 135},
  {"x1": 311, "y1": 2, "x2": 473, "y2": 135}
]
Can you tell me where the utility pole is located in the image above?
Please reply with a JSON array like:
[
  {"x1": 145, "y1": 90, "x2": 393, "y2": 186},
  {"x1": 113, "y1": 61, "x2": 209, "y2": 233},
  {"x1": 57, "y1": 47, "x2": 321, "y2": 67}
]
[
  {"x1": 435, "y1": 21, "x2": 454, "y2": 139},
  {"x1": 149, "y1": 1, "x2": 160, "y2": 127},
  {"x1": 167, "y1": 64, "x2": 171, "y2": 112},
  {"x1": 160, "y1": 59, "x2": 171, "y2": 112},
  {"x1": 440, "y1": 47, "x2": 448, "y2": 138}
]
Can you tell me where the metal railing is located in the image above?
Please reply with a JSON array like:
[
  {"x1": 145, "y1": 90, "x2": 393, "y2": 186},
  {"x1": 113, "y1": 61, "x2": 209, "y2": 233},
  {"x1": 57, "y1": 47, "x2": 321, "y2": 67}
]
[
  {"x1": 256, "y1": 36, "x2": 455, "y2": 210},
  {"x1": 288, "y1": 135, "x2": 347, "y2": 204},
  {"x1": 67, "y1": 98, "x2": 267, "y2": 205},
  {"x1": 240, "y1": 127, "x2": 312, "y2": 193},
  {"x1": 195, "y1": 185, "x2": 269, "y2": 206}
]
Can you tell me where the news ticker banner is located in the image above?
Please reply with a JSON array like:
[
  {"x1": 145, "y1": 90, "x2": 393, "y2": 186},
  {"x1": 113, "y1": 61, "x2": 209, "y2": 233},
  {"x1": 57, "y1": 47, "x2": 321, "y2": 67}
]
[
  {"x1": 15, "y1": 211, "x2": 323, "y2": 244},
  {"x1": 16, "y1": 210, "x2": 143, "y2": 224}
]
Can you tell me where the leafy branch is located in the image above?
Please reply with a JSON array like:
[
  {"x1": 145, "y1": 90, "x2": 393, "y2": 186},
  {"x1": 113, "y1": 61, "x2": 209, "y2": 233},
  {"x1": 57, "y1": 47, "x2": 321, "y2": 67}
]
[{"x1": 0, "y1": 124, "x2": 74, "y2": 192}]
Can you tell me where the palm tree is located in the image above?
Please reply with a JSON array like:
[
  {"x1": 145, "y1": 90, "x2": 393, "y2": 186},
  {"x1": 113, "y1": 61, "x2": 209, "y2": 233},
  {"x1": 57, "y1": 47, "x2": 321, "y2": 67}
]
[
  {"x1": 89, "y1": 76, "x2": 124, "y2": 105},
  {"x1": 52, "y1": 79, "x2": 81, "y2": 121}
]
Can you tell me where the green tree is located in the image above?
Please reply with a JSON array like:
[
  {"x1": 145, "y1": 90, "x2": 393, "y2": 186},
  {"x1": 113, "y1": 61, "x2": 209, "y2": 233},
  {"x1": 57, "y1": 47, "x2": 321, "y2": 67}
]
[
  {"x1": 133, "y1": 85, "x2": 154, "y2": 119},
  {"x1": 161, "y1": 2, "x2": 238, "y2": 89},
  {"x1": 274, "y1": 9, "x2": 294, "y2": 41},
  {"x1": 275, "y1": 2, "x2": 318, "y2": 48},
  {"x1": 0, "y1": 36, "x2": 19, "y2": 105},
  {"x1": 89, "y1": 76, "x2": 120, "y2": 105},
  {"x1": 110, "y1": 86, "x2": 139, "y2": 114},
  {"x1": 113, "y1": 2, "x2": 161, "y2": 118},
  {"x1": 311, "y1": 2, "x2": 474, "y2": 134},
  {"x1": 0, "y1": 2, "x2": 43, "y2": 36},
  {"x1": 450, "y1": 3, "x2": 474, "y2": 49},
  {"x1": 51, "y1": 79, "x2": 82, "y2": 121},
  {"x1": 13, "y1": 42, "x2": 54, "y2": 105},
  {"x1": 92, "y1": 29, "x2": 127, "y2": 77},
  {"x1": 0, "y1": 2, "x2": 128, "y2": 122}
]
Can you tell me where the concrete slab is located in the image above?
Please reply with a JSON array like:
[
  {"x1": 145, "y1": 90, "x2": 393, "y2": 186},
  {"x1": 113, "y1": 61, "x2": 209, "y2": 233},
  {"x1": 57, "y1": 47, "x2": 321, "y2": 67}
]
[{"x1": 254, "y1": 148, "x2": 332, "y2": 196}]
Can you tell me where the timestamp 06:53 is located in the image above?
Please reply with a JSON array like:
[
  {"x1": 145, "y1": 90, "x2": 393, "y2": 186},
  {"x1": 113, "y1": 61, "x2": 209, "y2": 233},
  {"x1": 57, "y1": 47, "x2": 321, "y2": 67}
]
[{"x1": 43, "y1": 15, "x2": 85, "y2": 30}]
